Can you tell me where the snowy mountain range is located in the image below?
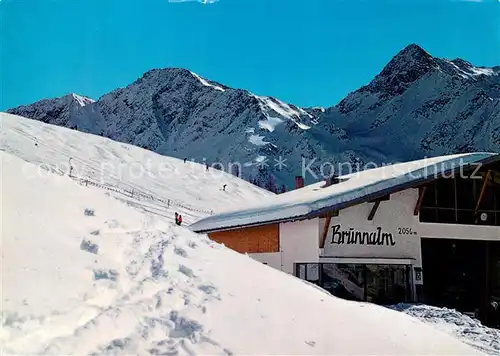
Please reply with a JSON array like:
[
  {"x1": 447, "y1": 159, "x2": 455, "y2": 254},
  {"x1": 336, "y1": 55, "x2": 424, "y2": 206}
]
[{"x1": 7, "y1": 44, "x2": 500, "y2": 189}]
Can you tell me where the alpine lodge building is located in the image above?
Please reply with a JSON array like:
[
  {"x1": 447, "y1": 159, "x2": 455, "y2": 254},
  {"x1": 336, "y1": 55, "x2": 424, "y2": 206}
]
[{"x1": 190, "y1": 152, "x2": 500, "y2": 328}]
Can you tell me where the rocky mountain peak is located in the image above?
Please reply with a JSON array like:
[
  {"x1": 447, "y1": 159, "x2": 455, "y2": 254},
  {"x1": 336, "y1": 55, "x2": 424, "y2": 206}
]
[
  {"x1": 394, "y1": 43, "x2": 433, "y2": 63},
  {"x1": 143, "y1": 67, "x2": 192, "y2": 78},
  {"x1": 450, "y1": 58, "x2": 474, "y2": 72},
  {"x1": 6, "y1": 93, "x2": 97, "y2": 130},
  {"x1": 69, "y1": 93, "x2": 95, "y2": 107},
  {"x1": 132, "y1": 67, "x2": 229, "y2": 93},
  {"x1": 363, "y1": 44, "x2": 438, "y2": 98}
]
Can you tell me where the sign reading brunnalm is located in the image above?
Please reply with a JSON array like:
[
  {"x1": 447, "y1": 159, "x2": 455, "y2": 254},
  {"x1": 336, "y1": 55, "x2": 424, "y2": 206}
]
[{"x1": 331, "y1": 224, "x2": 396, "y2": 246}]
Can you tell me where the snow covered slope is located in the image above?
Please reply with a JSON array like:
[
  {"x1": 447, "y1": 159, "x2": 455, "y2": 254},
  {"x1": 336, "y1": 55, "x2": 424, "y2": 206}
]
[
  {"x1": 0, "y1": 112, "x2": 272, "y2": 224},
  {"x1": 0, "y1": 147, "x2": 483, "y2": 355},
  {"x1": 7, "y1": 44, "x2": 500, "y2": 189}
]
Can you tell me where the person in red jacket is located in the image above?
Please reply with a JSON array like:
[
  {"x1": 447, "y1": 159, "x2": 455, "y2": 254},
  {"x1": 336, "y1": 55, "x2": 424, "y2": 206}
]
[{"x1": 174, "y1": 212, "x2": 183, "y2": 226}]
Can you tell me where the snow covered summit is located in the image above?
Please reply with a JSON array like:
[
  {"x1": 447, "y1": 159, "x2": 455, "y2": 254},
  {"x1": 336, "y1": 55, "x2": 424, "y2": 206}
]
[
  {"x1": 0, "y1": 113, "x2": 483, "y2": 355},
  {"x1": 71, "y1": 93, "x2": 95, "y2": 106}
]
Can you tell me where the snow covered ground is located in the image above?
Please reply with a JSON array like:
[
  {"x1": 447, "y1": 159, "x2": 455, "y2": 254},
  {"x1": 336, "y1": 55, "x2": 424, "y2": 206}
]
[
  {"x1": 0, "y1": 113, "x2": 488, "y2": 355},
  {"x1": 0, "y1": 112, "x2": 273, "y2": 225},
  {"x1": 391, "y1": 304, "x2": 500, "y2": 356}
]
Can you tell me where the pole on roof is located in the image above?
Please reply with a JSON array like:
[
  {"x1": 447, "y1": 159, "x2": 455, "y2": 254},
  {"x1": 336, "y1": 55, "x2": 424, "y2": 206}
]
[
  {"x1": 475, "y1": 169, "x2": 491, "y2": 215},
  {"x1": 368, "y1": 201, "x2": 381, "y2": 221},
  {"x1": 414, "y1": 186, "x2": 427, "y2": 216}
]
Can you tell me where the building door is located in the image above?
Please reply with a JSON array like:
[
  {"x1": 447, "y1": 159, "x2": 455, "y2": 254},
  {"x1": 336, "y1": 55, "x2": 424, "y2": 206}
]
[
  {"x1": 488, "y1": 242, "x2": 500, "y2": 328},
  {"x1": 421, "y1": 238, "x2": 488, "y2": 320}
]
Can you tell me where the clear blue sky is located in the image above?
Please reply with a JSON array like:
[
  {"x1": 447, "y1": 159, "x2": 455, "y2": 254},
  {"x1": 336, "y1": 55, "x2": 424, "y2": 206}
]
[{"x1": 1, "y1": 0, "x2": 499, "y2": 110}]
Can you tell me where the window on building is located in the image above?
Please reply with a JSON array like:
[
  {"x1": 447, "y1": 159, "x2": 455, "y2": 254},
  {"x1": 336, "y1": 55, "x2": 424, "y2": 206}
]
[
  {"x1": 420, "y1": 165, "x2": 500, "y2": 227},
  {"x1": 437, "y1": 208, "x2": 457, "y2": 224},
  {"x1": 436, "y1": 178, "x2": 455, "y2": 209},
  {"x1": 420, "y1": 182, "x2": 438, "y2": 222},
  {"x1": 457, "y1": 210, "x2": 475, "y2": 225},
  {"x1": 422, "y1": 181, "x2": 437, "y2": 207},
  {"x1": 456, "y1": 177, "x2": 475, "y2": 210},
  {"x1": 365, "y1": 265, "x2": 410, "y2": 304},
  {"x1": 319, "y1": 263, "x2": 366, "y2": 302},
  {"x1": 295, "y1": 263, "x2": 412, "y2": 305},
  {"x1": 420, "y1": 207, "x2": 437, "y2": 223}
]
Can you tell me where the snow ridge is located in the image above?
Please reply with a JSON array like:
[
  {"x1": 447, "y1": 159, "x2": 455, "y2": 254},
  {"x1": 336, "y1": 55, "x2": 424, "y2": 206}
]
[
  {"x1": 189, "y1": 71, "x2": 225, "y2": 91},
  {"x1": 71, "y1": 93, "x2": 95, "y2": 107},
  {"x1": 444, "y1": 60, "x2": 496, "y2": 79}
]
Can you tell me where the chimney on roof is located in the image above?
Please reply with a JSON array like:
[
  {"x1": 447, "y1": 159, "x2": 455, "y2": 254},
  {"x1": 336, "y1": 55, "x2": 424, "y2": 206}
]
[{"x1": 295, "y1": 176, "x2": 304, "y2": 189}]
